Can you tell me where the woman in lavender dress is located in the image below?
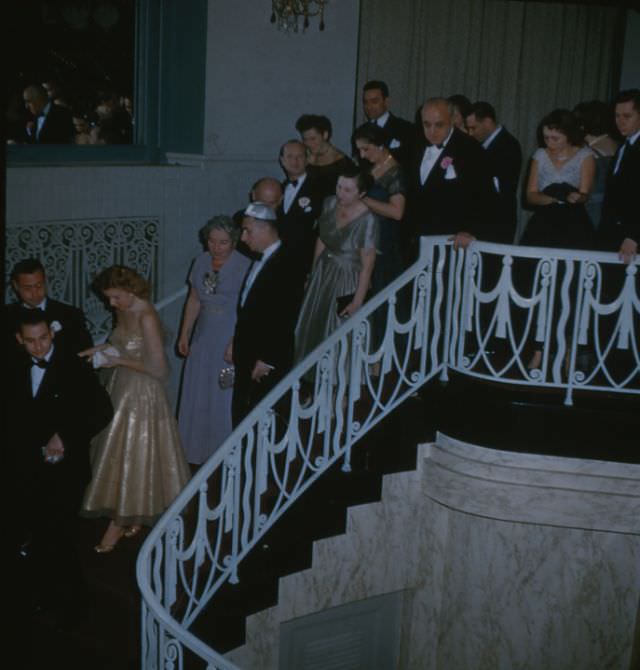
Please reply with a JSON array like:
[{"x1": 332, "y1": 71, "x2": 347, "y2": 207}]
[{"x1": 177, "y1": 216, "x2": 251, "y2": 465}]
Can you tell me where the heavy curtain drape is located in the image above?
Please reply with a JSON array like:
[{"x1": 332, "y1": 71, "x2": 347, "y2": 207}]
[{"x1": 357, "y1": 0, "x2": 620, "y2": 238}]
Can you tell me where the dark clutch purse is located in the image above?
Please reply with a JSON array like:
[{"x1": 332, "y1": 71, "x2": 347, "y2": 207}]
[
  {"x1": 218, "y1": 365, "x2": 235, "y2": 390},
  {"x1": 336, "y1": 293, "x2": 354, "y2": 315},
  {"x1": 542, "y1": 182, "x2": 579, "y2": 202}
]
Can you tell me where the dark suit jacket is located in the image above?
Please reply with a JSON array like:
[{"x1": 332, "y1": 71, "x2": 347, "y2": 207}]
[
  {"x1": 353, "y1": 114, "x2": 420, "y2": 168},
  {"x1": 232, "y1": 244, "x2": 302, "y2": 424},
  {"x1": 599, "y1": 137, "x2": 640, "y2": 249},
  {"x1": 25, "y1": 103, "x2": 75, "y2": 144},
  {"x1": 484, "y1": 127, "x2": 522, "y2": 243},
  {"x1": 408, "y1": 127, "x2": 498, "y2": 240},
  {"x1": 5, "y1": 298, "x2": 93, "y2": 362},
  {"x1": 7, "y1": 347, "x2": 113, "y2": 534},
  {"x1": 278, "y1": 174, "x2": 324, "y2": 279}
]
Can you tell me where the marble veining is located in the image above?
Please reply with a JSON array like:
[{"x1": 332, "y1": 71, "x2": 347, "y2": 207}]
[{"x1": 226, "y1": 436, "x2": 640, "y2": 670}]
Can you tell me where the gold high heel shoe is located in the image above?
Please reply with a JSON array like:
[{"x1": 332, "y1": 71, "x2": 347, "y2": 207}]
[
  {"x1": 94, "y1": 524, "x2": 124, "y2": 553},
  {"x1": 123, "y1": 525, "x2": 142, "y2": 539}
]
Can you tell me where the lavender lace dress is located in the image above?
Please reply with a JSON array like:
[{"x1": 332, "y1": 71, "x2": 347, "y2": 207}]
[{"x1": 521, "y1": 146, "x2": 594, "y2": 250}]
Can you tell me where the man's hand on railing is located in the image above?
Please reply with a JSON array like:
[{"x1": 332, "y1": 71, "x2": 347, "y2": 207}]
[
  {"x1": 449, "y1": 231, "x2": 476, "y2": 250},
  {"x1": 619, "y1": 238, "x2": 638, "y2": 265}
]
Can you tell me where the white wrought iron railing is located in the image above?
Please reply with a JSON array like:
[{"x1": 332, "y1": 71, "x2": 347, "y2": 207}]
[{"x1": 137, "y1": 236, "x2": 639, "y2": 670}]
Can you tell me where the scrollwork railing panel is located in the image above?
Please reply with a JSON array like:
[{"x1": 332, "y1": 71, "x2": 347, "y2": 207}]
[{"x1": 6, "y1": 217, "x2": 160, "y2": 342}]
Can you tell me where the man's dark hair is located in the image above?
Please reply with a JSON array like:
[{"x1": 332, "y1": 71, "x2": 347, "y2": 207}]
[
  {"x1": 16, "y1": 307, "x2": 50, "y2": 333},
  {"x1": 11, "y1": 258, "x2": 46, "y2": 282},
  {"x1": 363, "y1": 80, "x2": 390, "y2": 98},
  {"x1": 295, "y1": 114, "x2": 333, "y2": 138},
  {"x1": 447, "y1": 94, "x2": 472, "y2": 119},
  {"x1": 572, "y1": 100, "x2": 613, "y2": 136},
  {"x1": 279, "y1": 138, "x2": 306, "y2": 158},
  {"x1": 468, "y1": 101, "x2": 497, "y2": 123},
  {"x1": 614, "y1": 89, "x2": 640, "y2": 112}
]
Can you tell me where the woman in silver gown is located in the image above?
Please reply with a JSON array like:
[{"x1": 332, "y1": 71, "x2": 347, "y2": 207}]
[{"x1": 295, "y1": 170, "x2": 379, "y2": 364}]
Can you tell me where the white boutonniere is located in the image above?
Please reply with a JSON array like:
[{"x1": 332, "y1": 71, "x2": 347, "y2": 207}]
[
  {"x1": 298, "y1": 196, "x2": 312, "y2": 212},
  {"x1": 50, "y1": 320, "x2": 63, "y2": 333}
]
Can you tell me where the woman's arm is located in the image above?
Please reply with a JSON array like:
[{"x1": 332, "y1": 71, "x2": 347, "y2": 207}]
[
  {"x1": 526, "y1": 159, "x2": 558, "y2": 206},
  {"x1": 362, "y1": 193, "x2": 406, "y2": 221},
  {"x1": 78, "y1": 343, "x2": 109, "y2": 358},
  {"x1": 566, "y1": 153, "x2": 595, "y2": 204},
  {"x1": 312, "y1": 237, "x2": 326, "y2": 266},
  {"x1": 340, "y1": 247, "x2": 376, "y2": 318},
  {"x1": 177, "y1": 286, "x2": 200, "y2": 356}
]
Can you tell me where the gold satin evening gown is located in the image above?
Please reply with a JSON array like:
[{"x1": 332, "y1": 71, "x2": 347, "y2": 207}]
[{"x1": 82, "y1": 318, "x2": 190, "y2": 527}]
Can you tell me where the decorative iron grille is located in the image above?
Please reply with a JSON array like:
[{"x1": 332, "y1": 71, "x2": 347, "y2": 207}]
[{"x1": 5, "y1": 217, "x2": 160, "y2": 341}]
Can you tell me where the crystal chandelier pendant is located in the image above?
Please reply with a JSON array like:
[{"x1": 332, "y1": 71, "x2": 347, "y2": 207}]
[{"x1": 270, "y1": 0, "x2": 327, "y2": 33}]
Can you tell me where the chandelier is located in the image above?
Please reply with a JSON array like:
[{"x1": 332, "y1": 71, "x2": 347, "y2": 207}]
[{"x1": 270, "y1": 0, "x2": 327, "y2": 32}]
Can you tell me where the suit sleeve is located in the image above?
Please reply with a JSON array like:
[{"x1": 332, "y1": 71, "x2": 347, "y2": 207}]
[
  {"x1": 57, "y1": 360, "x2": 113, "y2": 453},
  {"x1": 461, "y1": 143, "x2": 499, "y2": 238},
  {"x1": 256, "y1": 257, "x2": 299, "y2": 371}
]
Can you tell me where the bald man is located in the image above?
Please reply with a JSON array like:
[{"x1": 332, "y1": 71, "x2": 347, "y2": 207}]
[
  {"x1": 252, "y1": 177, "x2": 284, "y2": 211},
  {"x1": 22, "y1": 84, "x2": 74, "y2": 144},
  {"x1": 409, "y1": 97, "x2": 497, "y2": 249}
]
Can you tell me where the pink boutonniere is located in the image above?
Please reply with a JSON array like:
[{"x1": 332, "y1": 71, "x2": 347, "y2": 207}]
[{"x1": 440, "y1": 156, "x2": 453, "y2": 170}]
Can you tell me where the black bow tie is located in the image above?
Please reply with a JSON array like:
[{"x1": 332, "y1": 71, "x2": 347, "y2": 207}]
[
  {"x1": 425, "y1": 141, "x2": 444, "y2": 149},
  {"x1": 286, "y1": 178, "x2": 299, "y2": 187},
  {"x1": 32, "y1": 359, "x2": 49, "y2": 369}
]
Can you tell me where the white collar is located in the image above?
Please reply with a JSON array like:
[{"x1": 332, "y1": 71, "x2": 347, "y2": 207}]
[
  {"x1": 286, "y1": 172, "x2": 306, "y2": 187},
  {"x1": 24, "y1": 298, "x2": 47, "y2": 310},
  {"x1": 626, "y1": 129, "x2": 640, "y2": 146},
  {"x1": 482, "y1": 125, "x2": 502, "y2": 149},
  {"x1": 259, "y1": 239, "x2": 281, "y2": 264},
  {"x1": 375, "y1": 111, "x2": 390, "y2": 128},
  {"x1": 33, "y1": 345, "x2": 55, "y2": 365}
]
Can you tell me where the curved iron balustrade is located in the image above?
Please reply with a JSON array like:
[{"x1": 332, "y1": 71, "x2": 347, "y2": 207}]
[{"x1": 138, "y1": 236, "x2": 639, "y2": 669}]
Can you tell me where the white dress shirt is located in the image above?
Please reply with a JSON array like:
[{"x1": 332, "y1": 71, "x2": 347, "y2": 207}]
[
  {"x1": 31, "y1": 346, "x2": 54, "y2": 396},
  {"x1": 36, "y1": 102, "x2": 52, "y2": 141},
  {"x1": 240, "y1": 240, "x2": 281, "y2": 307},
  {"x1": 374, "y1": 111, "x2": 390, "y2": 128},
  {"x1": 419, "y1": 128, "x2": 454, "y2": 185},
  {"x1": 613, "y1": 129, "x2": 640, "y2": 174},
  {"x1": 283, "y1": 173, "x2": 307, "y2": 214}
]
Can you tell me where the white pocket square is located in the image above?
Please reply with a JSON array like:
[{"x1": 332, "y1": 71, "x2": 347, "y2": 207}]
[
  {"x1": 389, "y1": 138, "x2": 401, "y2": 149},
  {"x1": 444, "y1": 165, "x2": 457, "y2": 180}
]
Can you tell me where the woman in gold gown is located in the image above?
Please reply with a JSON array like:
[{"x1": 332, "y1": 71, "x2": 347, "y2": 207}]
[{"x1": 80, "y1": 266, "x2": 190, "y2": 552}]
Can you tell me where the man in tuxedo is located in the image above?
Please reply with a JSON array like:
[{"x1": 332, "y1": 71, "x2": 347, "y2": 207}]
[
  {"x1": 9, "y1": 309, "x2": 113, "y2": 628},
  {"x1": 354, "y1": 80, "x2": 419, "y2": 168},
  {"x1": 278, "y1": 140, "x2": 324, "y2": 279},
  {"x1": 409, "y1": 97, "x2": 498, "y2": 250},
  {"x1": 600, "y1": 89, "x2": 640, "y2": 264},
  {"x1": 465, "y1": 101, "x2": 523, "y2": 244},
  {"x1": 5, "y1": 258, "x2": 93, "y2": 361},
  {"x1": 22, "y1": 84, "x2": 74, "y2": 144},
  {"x1": 230, "y1": 203, "x2": 302, "y2": 426}
]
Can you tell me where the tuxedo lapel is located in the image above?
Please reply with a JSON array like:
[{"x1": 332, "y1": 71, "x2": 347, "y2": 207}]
[
  {"x1": 422, "y1": 144, "x2": 453, "y2": 189},
  {"x1": 240, "y1": 248, "x2": 282, "y2": 312}
]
